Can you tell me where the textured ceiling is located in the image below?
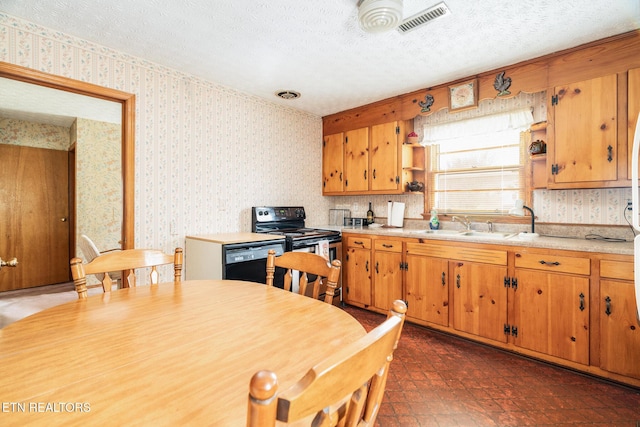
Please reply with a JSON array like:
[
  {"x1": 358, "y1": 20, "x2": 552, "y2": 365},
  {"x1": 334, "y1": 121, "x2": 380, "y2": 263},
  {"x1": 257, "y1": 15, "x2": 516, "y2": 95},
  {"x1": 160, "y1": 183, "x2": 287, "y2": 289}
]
[{"x1": 1, "y1": 0, "x2": 639, "y2": 117}]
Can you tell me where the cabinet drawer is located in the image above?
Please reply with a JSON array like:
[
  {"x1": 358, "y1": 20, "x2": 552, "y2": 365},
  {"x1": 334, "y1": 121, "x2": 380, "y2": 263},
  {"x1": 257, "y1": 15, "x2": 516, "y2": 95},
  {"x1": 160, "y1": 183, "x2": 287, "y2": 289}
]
[
  {"x1": 374, "y1": 239, "x2": 402, "y2": 252},
  {"x1": 514, "y1": 252, "x2": 590, "y2": 275},
  {"x1": 406, "y1": 242, "x2": 506, "y2": 265},
  {"x1": 600, "y1": 260, "x2": 634, "y2": 281},
  {"x1": 346, "y1": 236, "x2": 371, "y2": 249}
]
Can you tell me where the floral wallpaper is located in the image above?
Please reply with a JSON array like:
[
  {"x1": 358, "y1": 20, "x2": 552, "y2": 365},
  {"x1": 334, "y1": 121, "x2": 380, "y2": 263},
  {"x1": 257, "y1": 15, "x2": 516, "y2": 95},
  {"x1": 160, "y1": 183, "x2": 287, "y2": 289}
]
[
  {"x1": 0, "y1": 117, "x2": 69, "y2": 149},
  {"x1": 0, "y1": 13, "x2": 332, "y2": 268},
  {"x1": 0, "y1": 12, "x2": 631, "y2": 288},
  {"x1": 75, "y1": 118, "x2": 122, "y2": 253}
]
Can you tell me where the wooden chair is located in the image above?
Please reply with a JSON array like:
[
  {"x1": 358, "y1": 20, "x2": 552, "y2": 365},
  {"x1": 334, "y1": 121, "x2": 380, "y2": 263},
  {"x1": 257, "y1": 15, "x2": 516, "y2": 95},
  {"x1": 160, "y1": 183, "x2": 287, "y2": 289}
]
[
  {"x1": 247, "y1": 300, "x2": 407, "y2": 427},
  {"x1": 70, "y1": 248, "x2": 183, "y2": 299},
  {"x1": 78, "y1": 234, "x2": 123, "y2": 286},
  {"x1": 265, "y1": 249, "x2": 341, "y2": 304}
]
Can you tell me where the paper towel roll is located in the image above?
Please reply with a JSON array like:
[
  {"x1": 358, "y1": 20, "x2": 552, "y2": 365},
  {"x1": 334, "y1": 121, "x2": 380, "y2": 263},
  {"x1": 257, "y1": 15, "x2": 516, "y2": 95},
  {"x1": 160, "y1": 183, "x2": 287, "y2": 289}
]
[
  {"x1": 390, "y1": 202, "x2": 405, "y2": 228},
  {"x1": 387, "y1": 201, "x2": 392, "y2": 226}
]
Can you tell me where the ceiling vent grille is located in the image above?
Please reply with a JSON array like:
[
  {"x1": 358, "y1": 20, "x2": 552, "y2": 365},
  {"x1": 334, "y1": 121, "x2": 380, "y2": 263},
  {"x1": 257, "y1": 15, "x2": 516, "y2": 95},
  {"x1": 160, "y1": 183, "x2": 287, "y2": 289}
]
[{"x1": 397, "y1": 2, "x2": 450, "y2": 34}]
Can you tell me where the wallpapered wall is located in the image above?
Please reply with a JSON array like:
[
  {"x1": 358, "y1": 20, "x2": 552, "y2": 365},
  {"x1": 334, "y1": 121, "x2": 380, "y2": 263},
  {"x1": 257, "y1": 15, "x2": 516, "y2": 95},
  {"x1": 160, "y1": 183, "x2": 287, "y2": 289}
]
[
  {"x1": 0, "y1": 117, "x2": 69, "y2": 149},
  {"x1": 1, "y1": 13, "x2": 333, "y2": 260},
  {"x1": 0, "y1": 12, "x2": 631, "y2": 273}
]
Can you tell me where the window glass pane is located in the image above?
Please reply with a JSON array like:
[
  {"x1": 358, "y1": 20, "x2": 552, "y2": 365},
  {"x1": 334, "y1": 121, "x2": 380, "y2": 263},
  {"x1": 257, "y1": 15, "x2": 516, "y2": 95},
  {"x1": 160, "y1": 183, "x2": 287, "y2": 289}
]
[{"x1": 438, "y1": 146, "x2": 520, "y2": 171}]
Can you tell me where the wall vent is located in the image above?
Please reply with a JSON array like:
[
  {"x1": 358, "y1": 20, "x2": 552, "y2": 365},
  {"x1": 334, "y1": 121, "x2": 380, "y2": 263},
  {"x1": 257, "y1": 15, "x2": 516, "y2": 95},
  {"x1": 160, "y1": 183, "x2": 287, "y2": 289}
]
[{"x1": 397, "y1": 2, "x2": 450, "y2": 34}]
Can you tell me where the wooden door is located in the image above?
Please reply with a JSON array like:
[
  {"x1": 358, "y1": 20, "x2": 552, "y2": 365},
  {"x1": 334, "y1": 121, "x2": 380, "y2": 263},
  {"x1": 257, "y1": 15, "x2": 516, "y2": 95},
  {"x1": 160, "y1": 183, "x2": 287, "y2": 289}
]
[
  {"x1": 344, "y1": 247, "x2": 371, "y2": 306},
  {"x1": 0, "y1": 145, "x2": 70, "y2": 291},
  {"x1": 405, "y1": 254, "x2": 449, "y2": 326},
  {"x1": 322, "y1": 132, "x2": 343, "y2": 194},
  {"x1": 452, "y1": 261, "x2": 508, "y2": 343},
  {"x1": 372, "y1": 249, "x2": 402, "y2": 311},
  {"x1": 343, "y1": 127, "x2": 369, "y2": 192},
  {"x1": 370, "y1": 122, "x2": 399, "y2": 192},
  {"x1": 513, "y1": 269, "x2": 590, "y2": 365},
  {"x1": 600, "y1": 279, "x2": 640, "y2": 379},
  {"x1": 552, "y1": 74, "x2": 617, "y2": 184}
]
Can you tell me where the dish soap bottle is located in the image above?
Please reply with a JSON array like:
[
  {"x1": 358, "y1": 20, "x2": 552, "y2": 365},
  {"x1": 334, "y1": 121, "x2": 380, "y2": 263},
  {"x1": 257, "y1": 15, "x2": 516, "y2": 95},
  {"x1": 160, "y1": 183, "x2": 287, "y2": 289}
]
[
  {"x1": 429, "y1": 210, "x2": 440, "y2": 230},
  {"x1": 366, "y1": 202, "x2": 374, "y2": 225}
]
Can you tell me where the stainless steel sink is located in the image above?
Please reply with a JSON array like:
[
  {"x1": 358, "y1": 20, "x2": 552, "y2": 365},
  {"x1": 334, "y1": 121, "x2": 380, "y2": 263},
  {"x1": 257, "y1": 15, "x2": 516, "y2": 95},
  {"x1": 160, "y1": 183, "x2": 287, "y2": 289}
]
[
  {"x1": 413, "y1": 229, "x2": 517, "y2": 239},
  {"x1": 412, "y1": 229, "x2": 461, "y2": 235},
  {"x1": 456, "y1": 231, "x2": 518, "y2": 239}
]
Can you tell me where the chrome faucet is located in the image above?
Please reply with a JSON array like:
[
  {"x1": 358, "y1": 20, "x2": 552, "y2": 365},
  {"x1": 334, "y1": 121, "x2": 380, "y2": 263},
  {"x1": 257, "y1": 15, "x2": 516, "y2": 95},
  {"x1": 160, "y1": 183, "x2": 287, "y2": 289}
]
[
  {"x1": 452, "y1": 215, "x2": 472, "y2": 231},
  {"x1": 487, "y1": 220, "x2": 493, "y2": 233}
]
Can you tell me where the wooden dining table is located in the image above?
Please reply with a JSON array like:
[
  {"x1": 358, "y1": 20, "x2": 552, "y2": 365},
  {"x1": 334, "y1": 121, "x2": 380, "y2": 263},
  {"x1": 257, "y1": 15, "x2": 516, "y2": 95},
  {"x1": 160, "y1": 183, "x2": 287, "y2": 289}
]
[{"x1": 0, "y1": 280, "x2": 366, "y2": 426}]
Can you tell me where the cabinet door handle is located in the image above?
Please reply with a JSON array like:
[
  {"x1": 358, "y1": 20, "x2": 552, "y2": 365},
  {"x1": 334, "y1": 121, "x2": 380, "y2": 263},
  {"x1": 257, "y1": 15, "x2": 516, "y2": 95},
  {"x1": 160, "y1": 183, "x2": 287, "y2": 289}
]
[
  {"x1": 605, "y1": 296, "x2": 612, "y2": 316},
  {"x1": 539, "y1": 260, "x2": 560, "y2": 266},
  {"x1": 375, "y1": 261, "x2": 379, "y2": 274},
  {"x1": 373, "y1": 169, "x2": 376, "y2": 179},
  {"x1": 441, "y1": 272, "x2": 446, "y2": 286},
  {"x1": 382, "y1": 244, "x2": 393, "y2": 248},
  {"x1": 579, "y1": 292, "x2": 585, "y2": 311},
  {"x1": 607, "y1": 145, "x2": 613, "y2": 162},
  {"x1": 364, "y1": 170, "x2": 367, "y2": 180},
  {"x1": 456, "y1": 274, "x2": 461, "y2": 288},
  {"x1": 340, "y1": 172, "x2": 342, "y2": 182},
  {"x1": 365, "y1": 260, "x2": 369, "y2": 272}
]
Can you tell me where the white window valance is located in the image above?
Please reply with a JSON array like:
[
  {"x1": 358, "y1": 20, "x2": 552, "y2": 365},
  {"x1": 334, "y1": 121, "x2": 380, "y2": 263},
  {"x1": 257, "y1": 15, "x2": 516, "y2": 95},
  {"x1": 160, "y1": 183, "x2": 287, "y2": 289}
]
[{"x1": 421, "y1": 107, "x2": 534, "y2": 145}]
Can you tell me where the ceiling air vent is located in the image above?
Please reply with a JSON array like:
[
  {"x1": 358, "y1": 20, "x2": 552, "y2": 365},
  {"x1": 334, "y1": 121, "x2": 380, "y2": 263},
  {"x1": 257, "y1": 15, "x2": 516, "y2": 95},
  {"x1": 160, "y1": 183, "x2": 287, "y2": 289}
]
[{"x1": 397, "y1": 2, "x2": 450, "y2": 34}]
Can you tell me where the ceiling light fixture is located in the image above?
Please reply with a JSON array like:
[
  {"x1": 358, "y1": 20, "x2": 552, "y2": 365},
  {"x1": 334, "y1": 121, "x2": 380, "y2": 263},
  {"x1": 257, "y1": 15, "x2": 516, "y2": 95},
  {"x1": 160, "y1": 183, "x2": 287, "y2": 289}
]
[
  {"x1": 358, "y1": 0, "x2": 403, "y2": 34},
  {"x1": 275, "y1": 90, "x2": 301, "y2": 100}
]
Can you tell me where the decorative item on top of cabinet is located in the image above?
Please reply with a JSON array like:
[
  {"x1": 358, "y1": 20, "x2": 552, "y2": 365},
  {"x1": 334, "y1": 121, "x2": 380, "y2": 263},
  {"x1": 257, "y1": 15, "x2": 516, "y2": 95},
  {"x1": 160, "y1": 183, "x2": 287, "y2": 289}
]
[
  {"x1": 548, "y1": 74, "x2": 618, "y2": 188},
  {"x1": 494, "y1": 71, "x2": 512, "y2": 97},
  {"x1": 419, "y1": 93, "x2": 434, "y2": 113}
]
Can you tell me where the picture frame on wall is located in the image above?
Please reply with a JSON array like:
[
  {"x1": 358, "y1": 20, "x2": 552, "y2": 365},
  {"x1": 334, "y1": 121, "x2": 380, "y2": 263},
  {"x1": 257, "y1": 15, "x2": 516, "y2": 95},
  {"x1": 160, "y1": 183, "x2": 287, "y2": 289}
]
[{"x1": 448, "y1": 79, "x2": 478, "y2": 111}]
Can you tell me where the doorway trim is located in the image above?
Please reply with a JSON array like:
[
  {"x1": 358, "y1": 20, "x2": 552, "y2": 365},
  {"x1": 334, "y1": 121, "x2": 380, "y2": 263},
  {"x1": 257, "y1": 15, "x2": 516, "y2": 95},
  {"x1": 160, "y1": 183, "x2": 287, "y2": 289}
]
[{"x1": 0, "y1": 62, "x2": 135, "y2": 249}]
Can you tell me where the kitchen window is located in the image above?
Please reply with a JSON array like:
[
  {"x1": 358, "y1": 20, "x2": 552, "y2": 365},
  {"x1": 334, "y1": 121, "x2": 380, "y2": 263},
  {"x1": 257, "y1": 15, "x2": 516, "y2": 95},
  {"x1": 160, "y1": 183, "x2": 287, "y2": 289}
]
[{"x1": 423, "y1": 108, "x2": 534, "y2": 214}]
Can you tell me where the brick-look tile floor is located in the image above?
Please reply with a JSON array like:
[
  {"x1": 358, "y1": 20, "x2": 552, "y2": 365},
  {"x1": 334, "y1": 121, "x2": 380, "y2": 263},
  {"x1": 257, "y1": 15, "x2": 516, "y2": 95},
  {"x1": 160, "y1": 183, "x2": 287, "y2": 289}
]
[{"x1": 343, "y1": 305, "x2": 640, "y2": 427}]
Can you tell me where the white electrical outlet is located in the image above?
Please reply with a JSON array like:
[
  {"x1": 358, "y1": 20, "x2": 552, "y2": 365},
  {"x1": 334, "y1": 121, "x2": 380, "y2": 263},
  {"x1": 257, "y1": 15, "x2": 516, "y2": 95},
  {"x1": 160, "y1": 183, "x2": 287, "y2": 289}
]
[{"x1": 353, "y1": 203, "x2": 359, "y2": 214}]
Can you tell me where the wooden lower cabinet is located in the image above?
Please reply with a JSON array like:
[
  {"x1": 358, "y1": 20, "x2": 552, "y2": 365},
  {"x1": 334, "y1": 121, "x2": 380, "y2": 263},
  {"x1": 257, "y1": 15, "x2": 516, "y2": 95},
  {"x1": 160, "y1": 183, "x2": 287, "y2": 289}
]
[
  {"x1": 372, "y1": 239, "x2": 403, "y2": 311},
  {"x1": 343, "y1": 236, "x2": 371, "y2": 307},
  {"x1": 452, "y1": 261, "x2": 508, "y2": 343},
  {"x1": 512, "y1": 250, "x2": 590, "y2": 365},
  {"x1": 405, "y1": 253, "x2": 449, "y2": 326},
  {"x1": 512, "y1": 269, "x2": 590, "y2": 365},
  {"x1": 599, "y1": 259, "x2": 640, "y2": 379},
  {"x1": 341, "y1": 233, "x2": 640, "y2": 387}
]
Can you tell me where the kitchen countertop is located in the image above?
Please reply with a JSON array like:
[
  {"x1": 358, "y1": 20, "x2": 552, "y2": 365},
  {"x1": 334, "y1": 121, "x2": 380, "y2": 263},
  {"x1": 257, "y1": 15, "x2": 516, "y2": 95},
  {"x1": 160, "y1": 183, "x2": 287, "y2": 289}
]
[
  {"x1": 186, "y1": 233, "x2": 285, "y2": 245},
  {"x1": 336, "y1": 226, "x2": 634, "y2": 256}
]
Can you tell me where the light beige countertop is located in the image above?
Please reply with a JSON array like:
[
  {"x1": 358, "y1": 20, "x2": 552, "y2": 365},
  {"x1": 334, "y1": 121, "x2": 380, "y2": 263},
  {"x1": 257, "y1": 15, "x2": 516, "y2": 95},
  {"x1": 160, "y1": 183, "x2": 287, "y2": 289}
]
[
  {"x1": 186, "y1": 233, "x2": 285, "y2": 245},
  {"x1": 336, "y1": 225, "x2": 634, "y2": 256}
]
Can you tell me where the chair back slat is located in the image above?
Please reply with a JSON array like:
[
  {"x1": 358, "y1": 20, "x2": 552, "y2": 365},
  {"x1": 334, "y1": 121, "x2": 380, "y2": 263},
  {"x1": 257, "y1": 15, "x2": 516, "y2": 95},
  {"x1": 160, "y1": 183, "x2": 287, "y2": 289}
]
[
  {"x1": 70, "y1": 248, "x2": 183, "y2": 299},
  {"x1": 265, "y1": 249, "x2": 341, "y2": 305},
  {"x1": 247, "y1": 300, "x2": 407, "y2": 427}
]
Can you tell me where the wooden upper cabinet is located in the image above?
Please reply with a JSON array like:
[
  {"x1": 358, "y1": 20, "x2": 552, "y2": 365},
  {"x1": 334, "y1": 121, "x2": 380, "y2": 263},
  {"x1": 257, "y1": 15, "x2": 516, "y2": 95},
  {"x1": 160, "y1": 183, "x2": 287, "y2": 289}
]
[
  {"x1": 323, "y1": 120, "x2": 414, "y2": 195},
  {"x1": 322, "y1": 132, "x2": 344, "y2": 194},
  {"x1": 344, "y1": 127, "x2": 369, "y2": 192},
  {"x1": 370, "y1": 122, "x2": 400, "y2": 192},
  {"x1": 549, "y1": 74, "x2": 618, "y2": 187}
]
